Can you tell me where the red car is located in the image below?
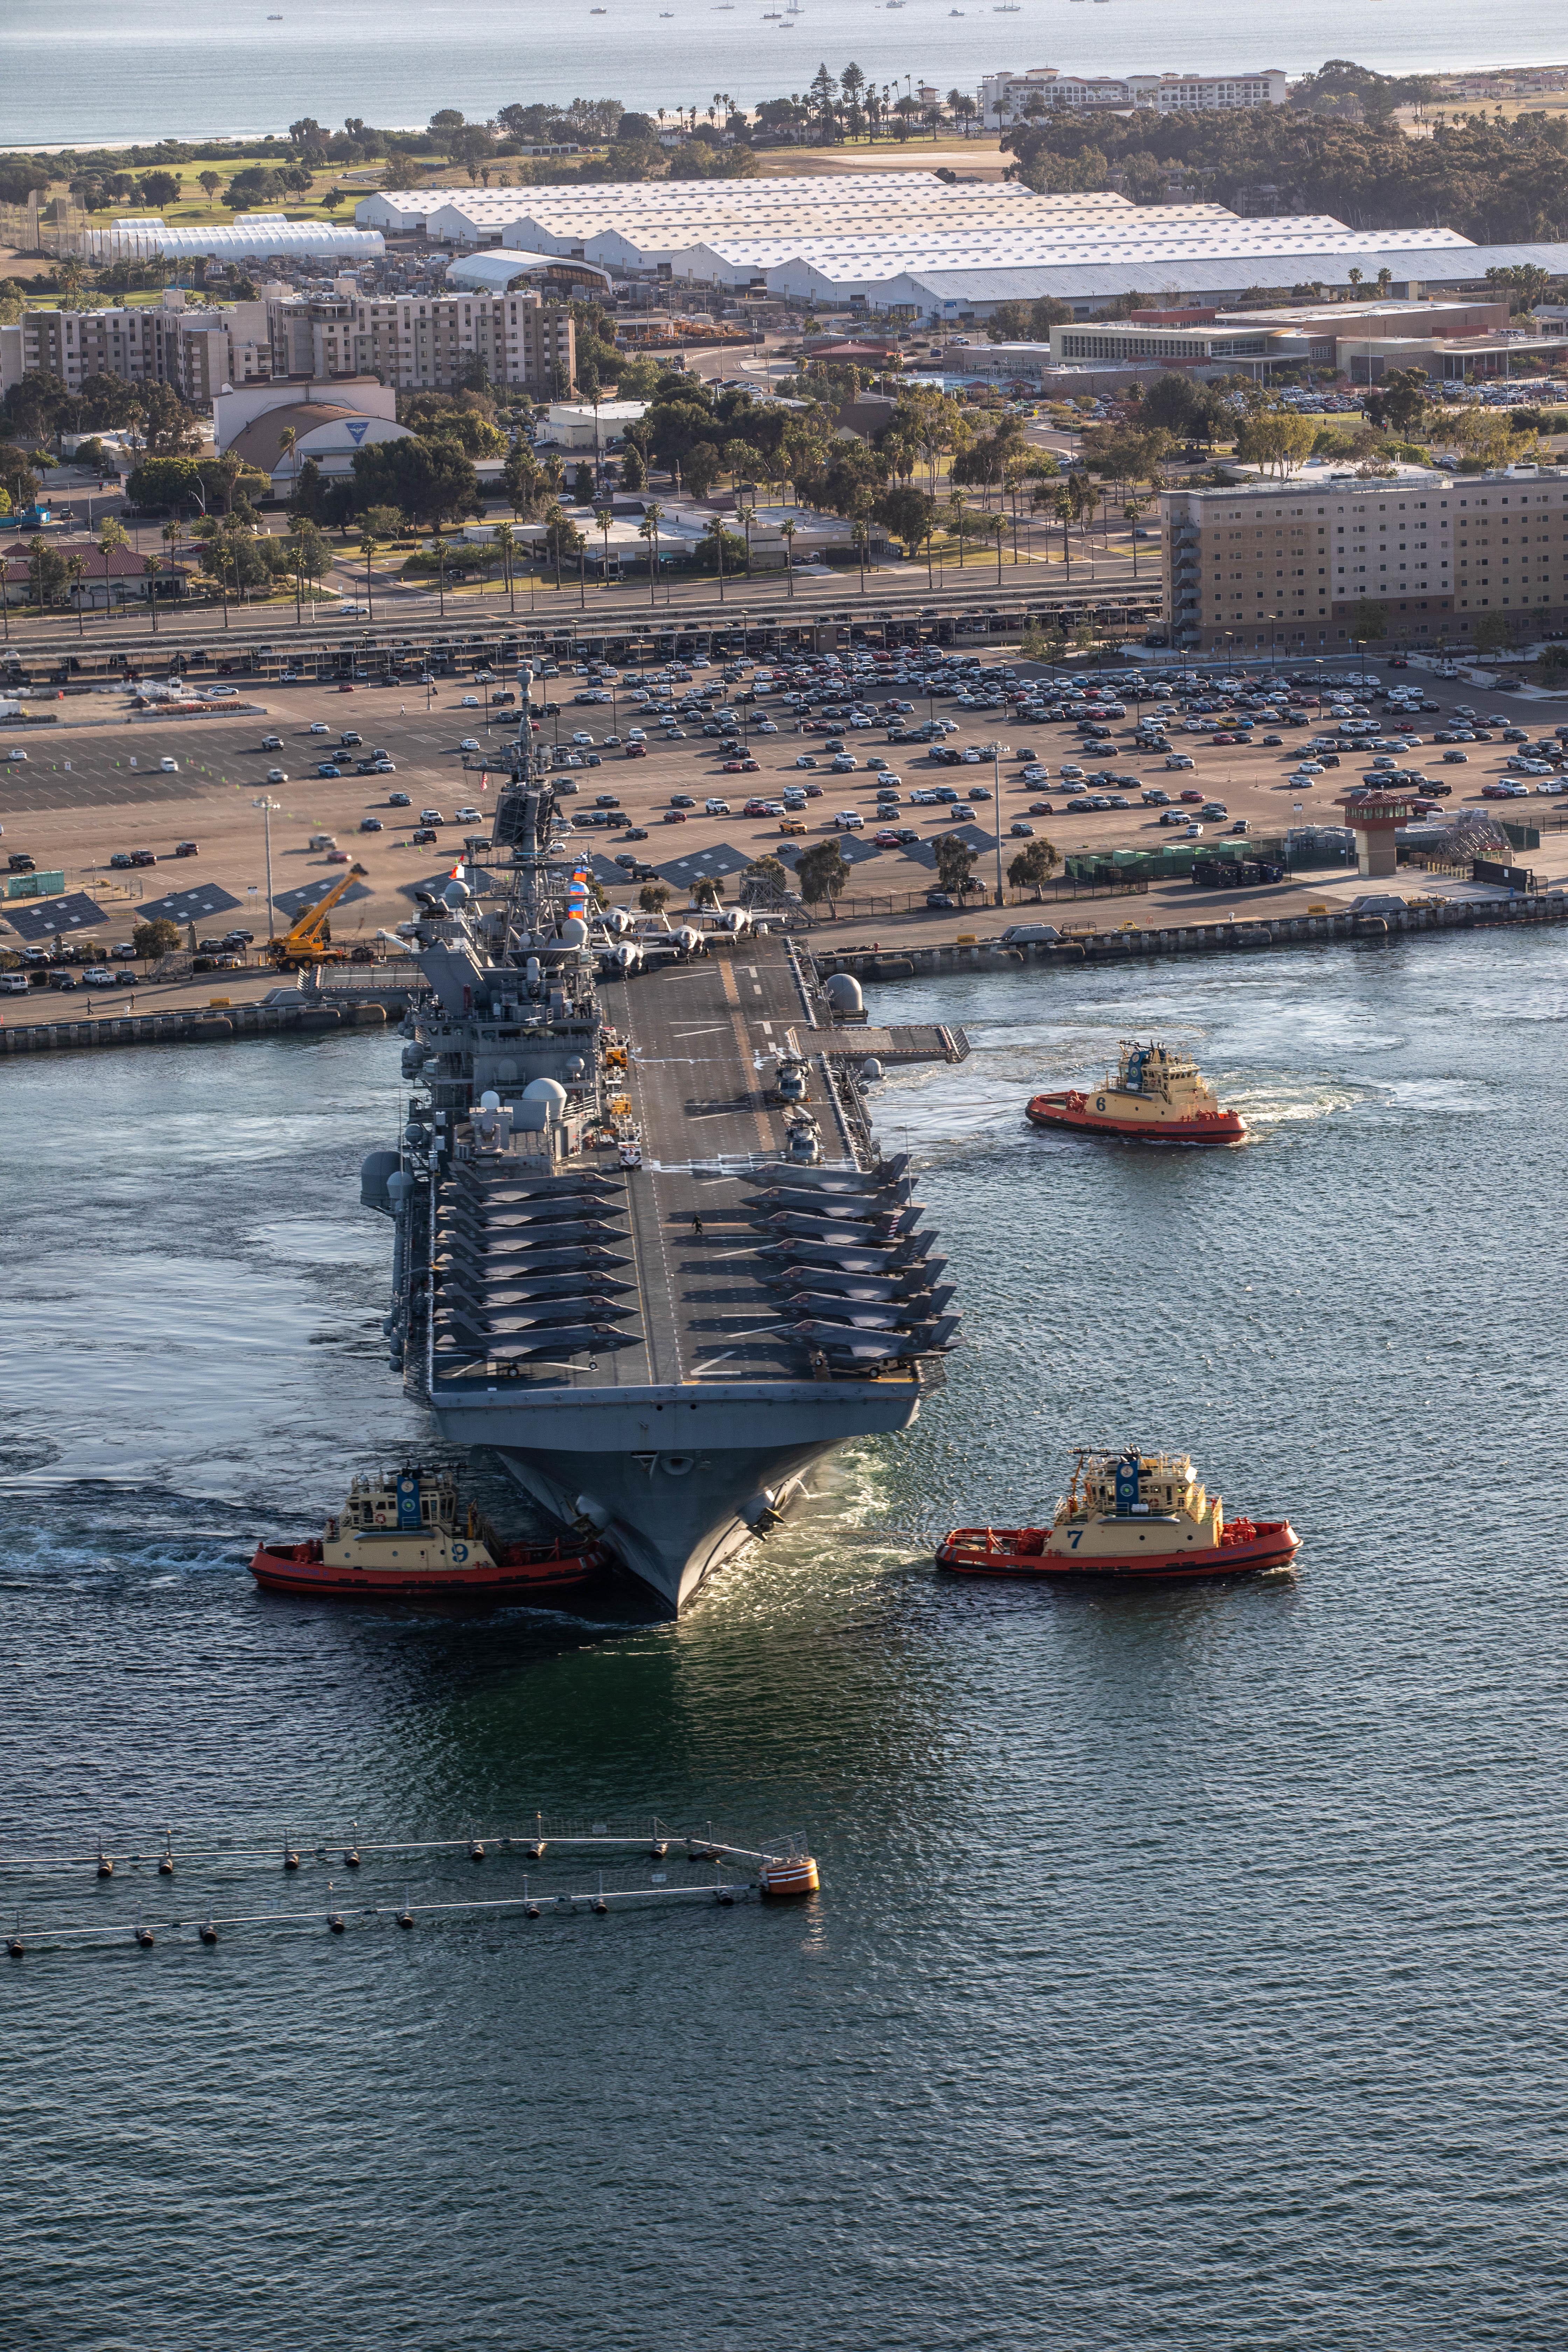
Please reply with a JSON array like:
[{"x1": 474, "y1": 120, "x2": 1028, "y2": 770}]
[
  {"x1": 1178, "y1": 789, "x2": 1204, "y2": 804},
  {"x1": 662, "y1": 808, "x2": 687, "y2": 823},
  {"x1": 723, "y1": 760, "x2": 754, "y2": 775},
  {"x1": 873, "y1": 828, "x2": 902, "y2": 847},
  {"x1": 742, "y1": 797, "x2": 772, "y2": 816},
  {"x1": 1027, "y1": 801, "x2": 1055, "y2": 816}
]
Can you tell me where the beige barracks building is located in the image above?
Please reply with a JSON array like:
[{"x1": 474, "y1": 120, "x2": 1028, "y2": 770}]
[{"x1": 1163, "y1": 466, "x2": 1568, "y2": 651}]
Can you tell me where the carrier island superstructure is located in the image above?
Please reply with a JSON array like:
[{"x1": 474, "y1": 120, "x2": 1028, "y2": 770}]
[{"x1": 361, "y1": 685, "x2": 962, "y2": 1615}]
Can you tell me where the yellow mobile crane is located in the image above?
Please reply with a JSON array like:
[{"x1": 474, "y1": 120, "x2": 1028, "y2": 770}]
[{"x1": 267, "y1": 862, "x2": 371, "y2": 971}]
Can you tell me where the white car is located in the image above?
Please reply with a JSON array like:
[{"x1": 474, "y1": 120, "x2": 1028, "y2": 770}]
[
  {"x1": 835, "y1": 810, "x2": 864, "y2": 829},
  {"x1": 5, "y1": 748, "x2": 26, "y2": 763},
  {"x1": 265, "y1": 767, "x2": 287, "y2": 784},
  {"x1": 705, "y1": 797, "x2": 731, "y2": 816},
  {"x1": 1293, "y1": 762, "x2": 1325, "y2": 776},
  {"x1": 454, "y1": 806, "x2": 482, "y2": 823},
  {"x1": 1164, "y1": 754, "x2": 1195, "y2": 771},
  {"x1": 570, "y1": 731, "x2": 594, "y2": 747},
  {"x1": 756, "y1": 720, "x2": 779, "y2": 735},
  {"x1": 458, "y1": 738, "x2": 480, "y2": 752},
  {"x1": 459, "y1": 695, "x2": 480, "y2": 708},
  {"x1": 159, "y1": 756, "x2": 179, "y2": 773},
  {"x1": 82, "y1": 967, "x2": 117, "y2": 986},
  {"x1": 308, "y1": 721, "x2": 329, "y2": 735}
]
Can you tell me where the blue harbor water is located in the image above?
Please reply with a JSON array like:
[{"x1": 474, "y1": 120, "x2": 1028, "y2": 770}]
[
  {"x1": 3, "y1": 928, "x2": 1566, "y2": 2348},
  {"x1": 1, "y1": 0, "x2": 1558, "y2": 147}
]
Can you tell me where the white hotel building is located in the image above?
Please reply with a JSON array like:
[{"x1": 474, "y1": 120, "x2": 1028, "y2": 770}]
[{"x1": 980, "y1": 68, "x2": 1287, "y2": 127}]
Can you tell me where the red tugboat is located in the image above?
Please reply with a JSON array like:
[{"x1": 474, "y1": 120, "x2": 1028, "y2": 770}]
[
  {"x1": 250, "y1": 1466, "x2": 607, "y2": 1602},
  {"x1": 1027, "y1": 1041, "x2": 1246, "y2": 1146},
  {"x1": 937, "y1": 1448, "x2": 1299, "y2": 1583}
]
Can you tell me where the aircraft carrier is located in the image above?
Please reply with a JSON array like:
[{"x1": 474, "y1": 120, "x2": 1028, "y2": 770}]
[{"x1": 361, "y1": 682, "x2": 963, "y2": 1615}]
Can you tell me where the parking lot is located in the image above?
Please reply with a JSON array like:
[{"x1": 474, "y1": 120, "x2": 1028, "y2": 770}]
[{"x1": 4, "y1": 651, "x2": 1568, "y2": 990}]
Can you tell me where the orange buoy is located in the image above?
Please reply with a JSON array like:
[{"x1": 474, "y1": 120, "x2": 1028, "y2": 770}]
[{"x1": 759, "y1": 1856, "x2": 819, "y2": 1898}]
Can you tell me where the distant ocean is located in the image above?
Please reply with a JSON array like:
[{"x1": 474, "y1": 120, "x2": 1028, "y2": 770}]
[{"x1": 2, "y1": 0, "x2": 1559, "y2": 150}]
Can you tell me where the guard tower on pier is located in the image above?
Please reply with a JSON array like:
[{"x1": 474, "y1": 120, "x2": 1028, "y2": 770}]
[{"x1": 1334, "y1": 787, "x2": 1422, "y2": 881}]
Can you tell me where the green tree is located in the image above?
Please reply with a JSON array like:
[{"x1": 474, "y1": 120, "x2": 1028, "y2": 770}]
[
  {"x1": 1007, "y1": 838, "x2": 1060, "y2": 896},
  {"x1": 132, "y1": 917, "x2": 181, "y2": 964},
  {"x1": 1363, "y1": 365, "x2": 1432, "y2": 440},
  {"x1": 874, "y1": 484, "x2": 934, "y2": 556},
  {"x1": 934, "y1": 835, "x2": 979, "y2": 895},
  {"x1": 1471, "y1": 611, "x2": 1516, "y2": 655},
  {"x1": 500, "y1": 440, "x2": 542, "y2": 517},
  {"x1": 350, "y1": 435, "x2": 482, "y2": 531},
  {"x1": 1233, "y1": 405, "x2": 1316, "y2": 478},
  {"x1": 1347, "y1": 598, "x2": 1391, "y2": 643},
  {"x1": 358, "y1": 502, "x2": 405, "y2": 541},
  {"x1": 130, "y1": 382, "x2": 202, "y2": 457},
  {"x1": 681, "y1": 440, "x2": 724, "y2": 499},
  {"x1": 26, "y1": 535, "x2": 68, "y2": 609},
  {"x1": 618, "y1": 440, "x2": 646, "y2": 491},
  {"x1": 198, "y1": 170, "x2": 223, "y2": 202},
  {"x1": 125, "y1": 455, "x2": 201, "y2": 510},
  {"x1": 638, "y1": 882, "x2": 672, "y2": 915},
  {"x1": 796, "y1": 840, "x2": 851, "y2": 905},
  {"x1": 287, "y1": 451, "x2": 327, "y2": 522}
]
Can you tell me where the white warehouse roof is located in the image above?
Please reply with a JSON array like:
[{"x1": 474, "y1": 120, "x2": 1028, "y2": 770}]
[
  {"x1": 353, "y1": 172, "x2": 1568, "y2": 318},
  {"x1": 88, "y1": 215, "x2": 385, "y2": 261}
]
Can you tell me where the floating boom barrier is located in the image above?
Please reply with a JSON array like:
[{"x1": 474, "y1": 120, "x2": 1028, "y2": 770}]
[{"x1": 0, "y1": 1815, "x2": 819, "y2": 1957}]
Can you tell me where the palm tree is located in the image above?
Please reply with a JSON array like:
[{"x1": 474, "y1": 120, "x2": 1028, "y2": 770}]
[
  {"x1": 594, "y1": 504, "x2": 614, "y2": 589},
  {"x1": 702, "y1": 514, "x2": 727, "y2": 603},
  {"x1": 359, "y1": 533, "x2": 379, "y2": 623},
  {"x1": 144, "y1": 554, "x2": 162, "y2": 632},
  {"x1": 851, "y1": 515, "x2": 869, "y2": 594},
  {"x1": 65, "y1": 554, "x2": 87, "y2": 636},
  {"x1": 780, "y1": 516, "x2": 796, "y2": 597},
  {"x1": 1122, "y1": 496, "x2": 1147, "y2": 579},
  {"x1": 1050, "y1": 486, "x2": 1073, "y2": 583},
  {"x1": 638, "y1": 501, "x2": 664, "y2": 605},
  {"x1": 97, "y1": 516, "x2": 128, "y2": 622},
  {"x1": 493, "y1": 520, "x2": 516, "y2": 614},
  {"x1": 278, "y1": 425, "x2": 299, "y2": 509}
]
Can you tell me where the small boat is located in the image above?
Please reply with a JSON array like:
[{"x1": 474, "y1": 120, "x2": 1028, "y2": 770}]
[
  {"x1": 250, "y1": 1465, "x2": 606, "y2": 1603},
  {"x1": 937, "y1": 1448, "x2": 1300, "y2": 1583},
  {"x1": 1026, "y1": 1038, "x2": 1246, "y2": 1146}
]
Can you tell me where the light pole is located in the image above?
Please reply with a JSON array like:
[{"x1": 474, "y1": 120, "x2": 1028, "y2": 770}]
[
  {"x1": 253, "y1": 797, "x2": 279, "y2": 944},
  {"x1": 993, "y1": 746, "x2": 1003, "y2": 906}
]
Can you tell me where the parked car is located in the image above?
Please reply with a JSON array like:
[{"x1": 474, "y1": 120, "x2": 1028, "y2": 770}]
[
  {"x1": 388, "y1": 791, "x2": 411, "y2": 807},
  {"x1": 359, "y1": 817, "x2": 384, "y2": 832}
]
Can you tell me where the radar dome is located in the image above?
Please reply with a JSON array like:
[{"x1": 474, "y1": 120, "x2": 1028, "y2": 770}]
[
  {"x1": 824, "y1": 972, "x2": 863, "y2": 1016},
  {"x1": 441, "y1": 876, "x2": 470, "y2": 909},
  {"x1": 521, "y1": 1077, "x2": 568, "y2": 1122},
  {"x1": 559, "y1": 916, "x2": 589, "y2": 947}
]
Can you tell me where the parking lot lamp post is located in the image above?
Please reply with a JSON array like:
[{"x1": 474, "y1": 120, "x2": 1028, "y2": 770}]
[
  {"x1": 993, "y1": 747, "x2": 1003, "y2": 905},
  {"x1": 253, "y1": 797, "x2": 279, "y2": 945}
]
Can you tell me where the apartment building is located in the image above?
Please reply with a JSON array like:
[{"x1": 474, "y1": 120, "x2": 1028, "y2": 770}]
[
  {"x1": 980, "y1": 67, "x2": 1286, "y2": 127},
  {"x1": 0, "y1": 295, "x2": 272, "y2": 404},
  {"x1": 265, "y1": 292, "x2": 575, "y2": 396},
  {"x1": 1163, "y1": 466, "x2": 1568, "y2": 650}
]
